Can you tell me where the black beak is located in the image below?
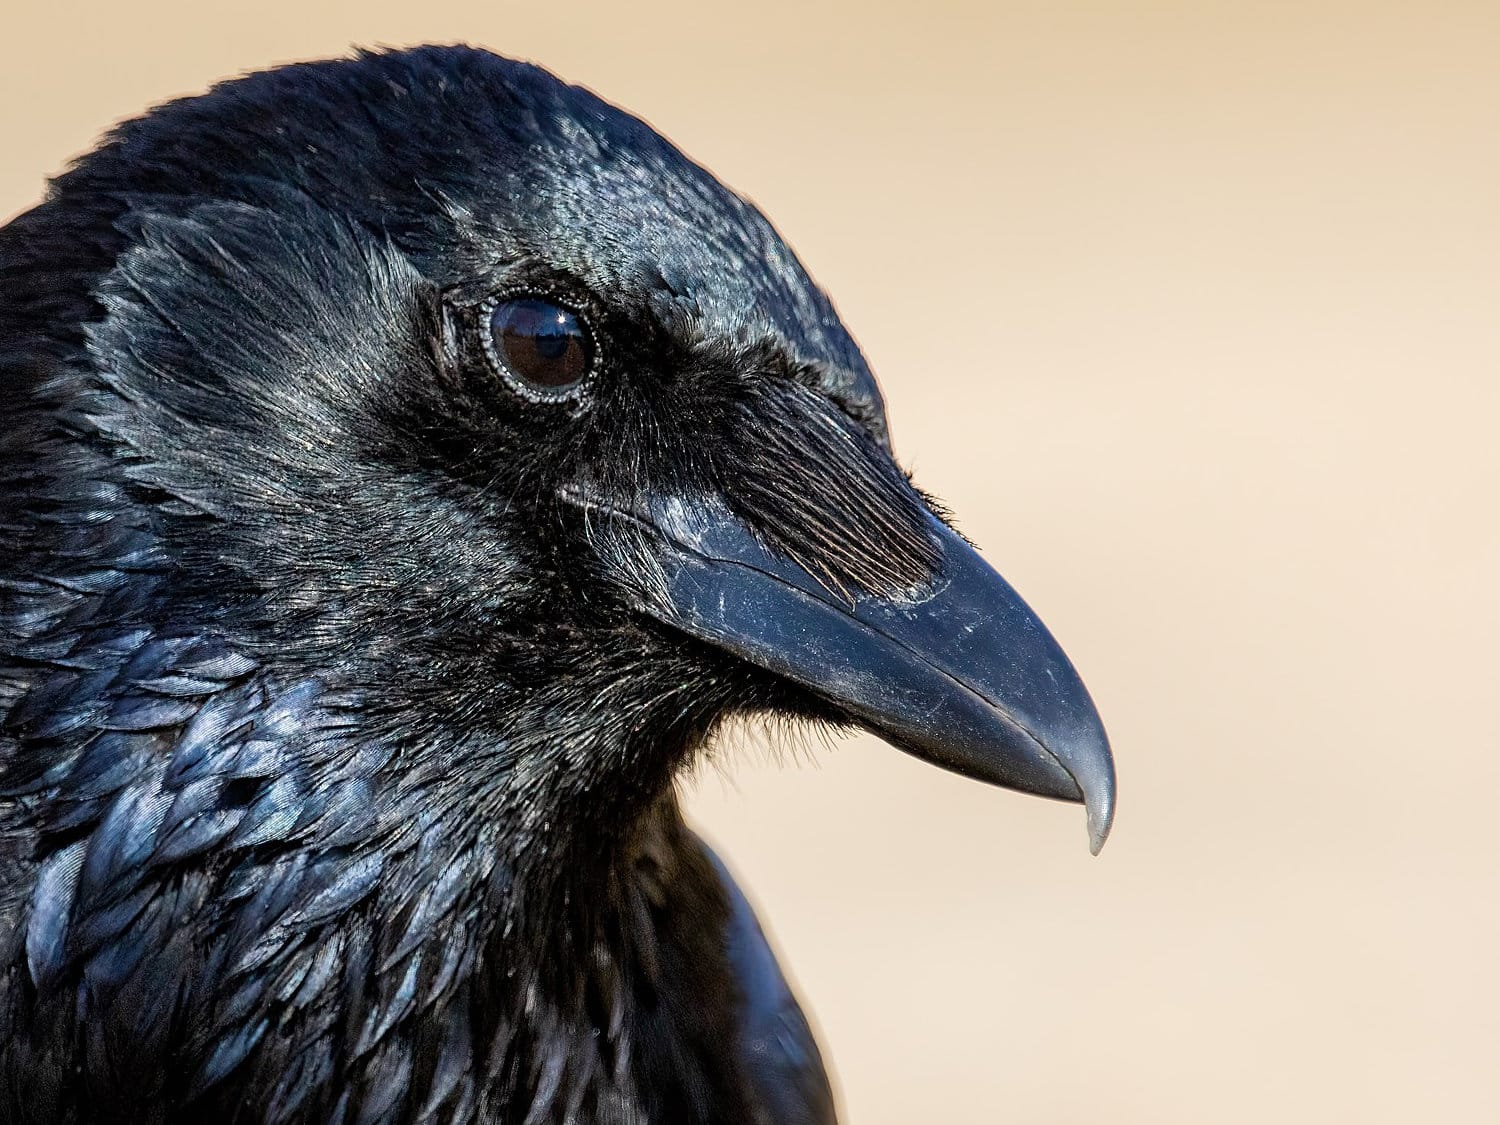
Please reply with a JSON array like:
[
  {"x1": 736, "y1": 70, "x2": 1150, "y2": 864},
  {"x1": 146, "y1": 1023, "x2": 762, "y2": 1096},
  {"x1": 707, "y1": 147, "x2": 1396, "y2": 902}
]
[{"x1": 580, "y1": 491, "x2": 1116, "y2": 853}]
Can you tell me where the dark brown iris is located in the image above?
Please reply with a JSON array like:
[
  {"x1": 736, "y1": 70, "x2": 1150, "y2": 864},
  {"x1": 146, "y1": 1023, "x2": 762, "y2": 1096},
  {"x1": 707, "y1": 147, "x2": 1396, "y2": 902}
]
[{"x1": 485, "y1": 298, "x2": 594, "y2": 396}]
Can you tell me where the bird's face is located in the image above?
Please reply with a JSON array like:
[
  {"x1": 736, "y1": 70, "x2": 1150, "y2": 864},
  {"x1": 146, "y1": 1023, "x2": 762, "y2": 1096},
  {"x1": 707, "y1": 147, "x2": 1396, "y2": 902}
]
[{"x1": 77, "y1": 49, "x2": 1113, "y2": 848}]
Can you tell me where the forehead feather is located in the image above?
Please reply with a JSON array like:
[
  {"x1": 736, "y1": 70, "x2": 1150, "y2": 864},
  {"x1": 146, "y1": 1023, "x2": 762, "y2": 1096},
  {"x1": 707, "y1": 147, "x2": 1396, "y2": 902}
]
[{"x1": 442, "y1": 56, "x2": 869, "y2": 374}]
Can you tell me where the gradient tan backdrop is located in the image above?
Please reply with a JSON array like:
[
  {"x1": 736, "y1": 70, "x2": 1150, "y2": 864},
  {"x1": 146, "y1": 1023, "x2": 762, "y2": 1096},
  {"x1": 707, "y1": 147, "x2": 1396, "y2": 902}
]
[{"x1": 4, "y1": 3, "x2": 1495, "y2": 1121}]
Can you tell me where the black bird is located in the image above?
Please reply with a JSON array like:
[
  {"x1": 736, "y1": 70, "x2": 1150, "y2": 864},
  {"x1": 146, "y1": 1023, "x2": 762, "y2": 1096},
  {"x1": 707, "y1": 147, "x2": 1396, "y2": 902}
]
[{"x1": 0, "y1": 46, "x2": 1115, "y2": 1125}]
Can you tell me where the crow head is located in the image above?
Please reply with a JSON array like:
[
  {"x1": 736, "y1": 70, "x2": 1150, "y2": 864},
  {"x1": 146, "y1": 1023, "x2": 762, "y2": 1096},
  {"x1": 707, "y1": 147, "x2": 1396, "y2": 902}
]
[{"x1": 25, "y1": 46, "x2": 1113, "y2": 860}]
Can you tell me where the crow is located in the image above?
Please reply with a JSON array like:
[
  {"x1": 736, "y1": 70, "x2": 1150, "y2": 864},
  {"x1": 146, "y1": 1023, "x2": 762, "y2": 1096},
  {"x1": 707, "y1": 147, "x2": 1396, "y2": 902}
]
[{"x1": 0, "y1": 45, "x2": 1115, "y2": 1125}]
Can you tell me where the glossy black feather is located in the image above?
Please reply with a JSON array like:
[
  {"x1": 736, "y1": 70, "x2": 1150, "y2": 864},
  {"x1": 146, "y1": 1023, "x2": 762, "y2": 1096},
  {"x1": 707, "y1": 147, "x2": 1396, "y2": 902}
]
[{"x1": 0, "y1": 44, "x2": 941, "y2": 1124}]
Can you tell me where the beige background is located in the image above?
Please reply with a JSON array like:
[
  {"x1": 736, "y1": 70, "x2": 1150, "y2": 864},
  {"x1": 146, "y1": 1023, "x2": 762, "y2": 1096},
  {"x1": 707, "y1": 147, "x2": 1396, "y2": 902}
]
[{"x1": 4, "y1": 3, "x2": 1496, "y2": 1121}]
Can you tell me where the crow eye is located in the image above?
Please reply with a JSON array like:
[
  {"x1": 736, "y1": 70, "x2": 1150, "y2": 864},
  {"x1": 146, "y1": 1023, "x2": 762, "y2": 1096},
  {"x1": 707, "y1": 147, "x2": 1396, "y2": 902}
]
[{"x1": 483, "y1": 297, "x2": 595, "y2": 399}]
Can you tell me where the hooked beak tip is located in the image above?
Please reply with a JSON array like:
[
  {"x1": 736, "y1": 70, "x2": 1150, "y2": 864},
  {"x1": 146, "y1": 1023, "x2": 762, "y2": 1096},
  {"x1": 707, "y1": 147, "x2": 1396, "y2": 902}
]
[
  {"x1": 1088, "y1": 803, "x2": 1113, "y2": 856},
  {"x1": 1075, "y1": 746, "x2": 1116, "y2": 855}
]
